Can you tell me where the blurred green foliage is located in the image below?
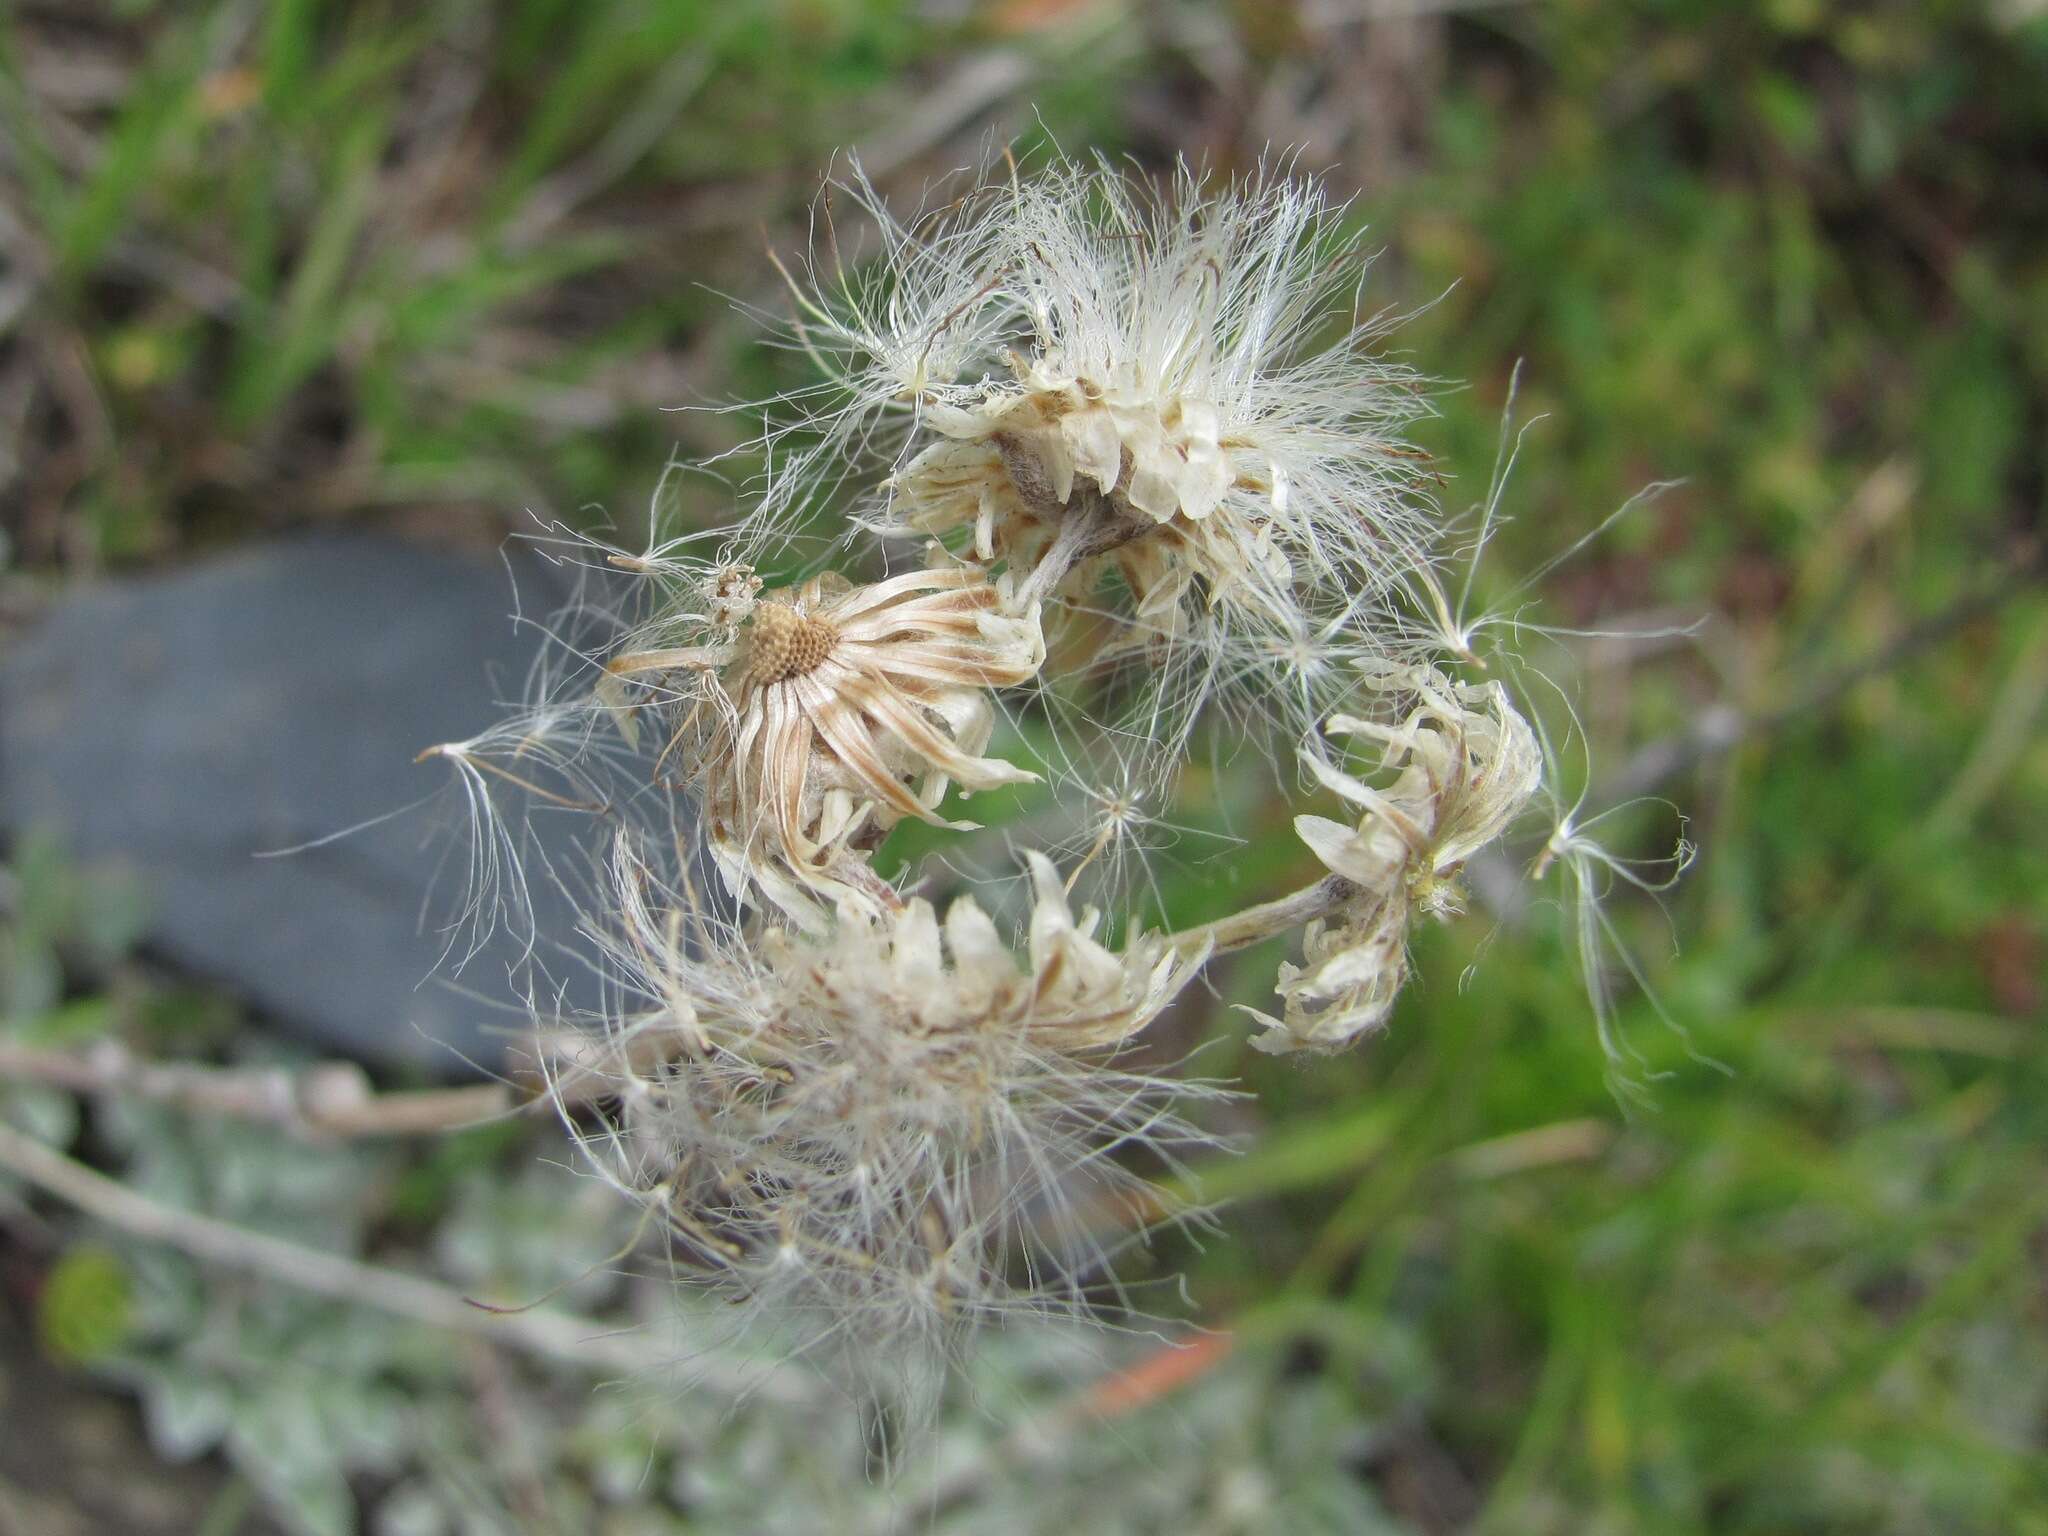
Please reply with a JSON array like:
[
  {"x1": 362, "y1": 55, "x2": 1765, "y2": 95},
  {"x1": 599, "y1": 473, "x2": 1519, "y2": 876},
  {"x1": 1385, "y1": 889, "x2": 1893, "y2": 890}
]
[
  {"x1": 37, "y1": 1241, "x2": 135, "y2": 1364},
  {"x1": 3, "y1": 1, "x2": 2045, "y2": 1533}
]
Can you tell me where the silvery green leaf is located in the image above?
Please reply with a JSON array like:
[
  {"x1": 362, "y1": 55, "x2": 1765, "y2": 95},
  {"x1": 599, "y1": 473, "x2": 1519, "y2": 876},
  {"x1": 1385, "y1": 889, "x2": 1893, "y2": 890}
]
[
  {"x1": 1, "y1": 1083, "x2": 79, "y2": 1146},
  {"x1": 435, "y1": 1164, "x2": 630, "y2": 1310},
  {"x1": 231, "y1": 1398, "x2": 359, "y2": 1536},
  {"x1": 375, "y1": 1481, "x2": 450, "y2": 1536},
  {"x1": 0, "y1": 1090, "x2": 77, "y2": 1215},
  {"x1": 261, "y1": 1465, "x2": 356, "y2": 1536},
  {"x1": 320, "y1": 1384, "x2": 412, "y2": 1473},
  {"x1": 92, "y1": 1092, "x2": 154, "y2": 1154},
  {"x1": 139, "y1": 1368, "x2": 234, "y2": 1461},
  {"x1": 119, "y1": 1247, "x2": 205, "y2": 1333},
  {"x1": 231, "y1": 1388, "x2": 332, "y2": 1478}
]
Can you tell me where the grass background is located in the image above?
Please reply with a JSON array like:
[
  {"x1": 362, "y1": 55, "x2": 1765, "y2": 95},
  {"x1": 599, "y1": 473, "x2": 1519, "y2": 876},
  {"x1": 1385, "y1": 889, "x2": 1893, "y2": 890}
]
[{"x1": 3, "y1": 1, "x2": 2046, "y2": 1532}]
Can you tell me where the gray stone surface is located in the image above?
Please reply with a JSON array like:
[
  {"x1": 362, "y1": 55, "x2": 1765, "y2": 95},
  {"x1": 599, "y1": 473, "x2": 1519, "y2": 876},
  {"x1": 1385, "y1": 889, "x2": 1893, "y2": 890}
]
[{"x1": 0, "y1": 535, "x2": 612, "y2": 1075}]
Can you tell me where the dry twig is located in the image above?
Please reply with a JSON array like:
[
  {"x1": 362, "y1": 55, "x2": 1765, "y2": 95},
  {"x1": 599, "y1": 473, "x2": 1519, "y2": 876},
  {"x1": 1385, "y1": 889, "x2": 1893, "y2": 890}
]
[
  {"x1": 0, "y1": 1039, "x2": 514, "y2": 1139},
  {"x1": 0, "y1": 1117, "x2": 816, "y2": 1405},
  {"x1": 1598, "y1": 537, "x2": 2046, "y2": 803}
]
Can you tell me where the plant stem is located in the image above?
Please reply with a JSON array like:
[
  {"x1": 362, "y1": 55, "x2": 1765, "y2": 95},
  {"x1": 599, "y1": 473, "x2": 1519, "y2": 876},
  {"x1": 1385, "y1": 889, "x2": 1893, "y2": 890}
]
[
  {"x1": 1165, "y1": 873, "x2": 1355, "y2": 956},
  {"x1": 1009, "y1": 495, "x2": 1152, "y2": 611},
  {"x1": 0, "y1": 1117, "x2": 814, "y2": 1404},
  {"x1": 0, "y1": 1040, "x2": 513, "y2": 1139},
  {"x1": 1598, "y1": 535, "x2": 2046, "y2": 802}
]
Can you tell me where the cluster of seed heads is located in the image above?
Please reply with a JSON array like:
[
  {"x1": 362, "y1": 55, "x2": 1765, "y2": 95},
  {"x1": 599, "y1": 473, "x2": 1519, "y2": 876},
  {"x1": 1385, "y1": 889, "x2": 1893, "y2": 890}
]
[{"x1": 433, "y1": 155, "x2": 1612, "y2": 1403}]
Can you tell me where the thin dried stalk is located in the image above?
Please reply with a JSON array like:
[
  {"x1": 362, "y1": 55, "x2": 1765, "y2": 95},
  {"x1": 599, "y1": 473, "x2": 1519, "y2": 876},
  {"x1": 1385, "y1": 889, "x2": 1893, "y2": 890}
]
[
  {"x1": 0, "y1": 1117, "x2": 815, "y2": 1405},
  {"x1": 1166, "y1": 874, "x2": 1357, "y2": 956},
  {"x1": 0, "y1": 1040, "x2": 513, "y2": 1139}
]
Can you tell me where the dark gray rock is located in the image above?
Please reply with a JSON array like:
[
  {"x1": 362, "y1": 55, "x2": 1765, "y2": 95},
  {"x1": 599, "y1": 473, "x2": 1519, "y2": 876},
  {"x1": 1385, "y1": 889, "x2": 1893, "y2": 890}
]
[{"x1": 0, "y1": 534, "x2": 619, "y2": 1075}]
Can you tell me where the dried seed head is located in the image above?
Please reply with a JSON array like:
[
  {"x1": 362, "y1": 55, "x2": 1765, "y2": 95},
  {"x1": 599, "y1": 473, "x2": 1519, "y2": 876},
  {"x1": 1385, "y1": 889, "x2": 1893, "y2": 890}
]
[
  {"x1": 704, "y1": 562, "x2": 764, "y2": 627},
  {"x1": 569, "y1": 842, "x2": 1217, "y2": 1397},
  {"x1": 1247, "y1": 665, "x2": 1541, "y2": 1054},
  {"x1": 761, "y1": 159, "x2": 1443, "y2": 769},
  {"x1": 613, "y1": 566, "x2": 1050, "y2": 921},
  {"x1": 423, "y1": 157, "x2": 1606, "y2": 1411},
  {"x1": 744, "y1": 600, "x2": 838, "y2": 684}
]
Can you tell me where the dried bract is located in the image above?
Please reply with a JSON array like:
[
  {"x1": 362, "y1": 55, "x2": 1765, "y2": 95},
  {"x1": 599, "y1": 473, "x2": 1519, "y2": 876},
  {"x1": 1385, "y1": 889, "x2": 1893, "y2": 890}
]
[{"x1": 1248, "y1": 665, "x2": 1542, "y2": 1054}]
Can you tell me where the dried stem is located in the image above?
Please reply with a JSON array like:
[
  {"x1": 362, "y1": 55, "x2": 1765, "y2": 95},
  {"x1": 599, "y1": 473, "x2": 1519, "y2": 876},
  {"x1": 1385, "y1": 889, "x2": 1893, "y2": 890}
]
[
  {"x1": 1009, "y1": 496, "x2": 1152, "y2": 612},
  {"x1": 0, "y1": 1040, "x2": 514, "y2": 1139},
  {"x1": 1466, "y1": 536, "x2": 2048, "y2": 925},
  {"x1": 1166, "y1": 873, "x2": 1356, "y2": 956},
  {"x1": 0, "y1": 1117, "x2": 815, "y2": 1405},
  {"x1": 1600, "y1": 535, "x2": 2046, "y2": 802}
]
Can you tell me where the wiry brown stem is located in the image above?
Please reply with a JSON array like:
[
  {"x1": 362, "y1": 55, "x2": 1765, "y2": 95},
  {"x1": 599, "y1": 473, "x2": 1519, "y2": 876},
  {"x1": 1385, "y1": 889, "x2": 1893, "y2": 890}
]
[
  {"x1": 0, "y1": 1040, "x2": 512, "y2": 1139},
  {"x1": 1598, "y1": 535, "x2": 2046, "y2": 803},
  {"x1": 1165, "y1": 873, "x2": 1356, "y2": 957},
  {"x1": 1009, "y1": 495, "x2": 1153, "y2": 612}
]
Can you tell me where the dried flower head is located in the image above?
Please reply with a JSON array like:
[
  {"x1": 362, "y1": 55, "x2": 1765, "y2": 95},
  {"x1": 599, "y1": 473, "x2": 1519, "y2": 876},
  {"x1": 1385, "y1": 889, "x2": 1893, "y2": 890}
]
[
  {"x1": 564, "y1": 842, "x2": 1214, "y2": 1392},
  {"x1": 606, "y1": 564, "x2": 1045, "y2": 919},
  {"x1": 1248, "y1": 664, "x2": 1542, "y2": 1054},
  {"x1": 764, "y1": 159, "x2": 1440, "y2": 764}
]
